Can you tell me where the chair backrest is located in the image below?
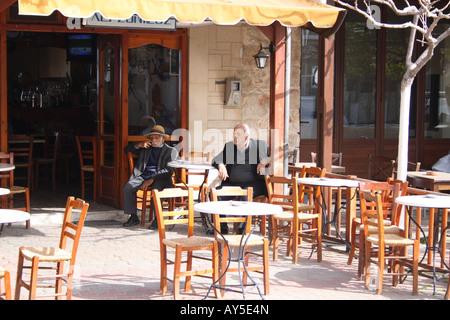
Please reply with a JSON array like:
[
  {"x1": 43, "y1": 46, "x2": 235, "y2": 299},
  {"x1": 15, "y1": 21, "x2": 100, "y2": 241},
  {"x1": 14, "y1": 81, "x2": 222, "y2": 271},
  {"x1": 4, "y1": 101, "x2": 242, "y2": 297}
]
[
  {"x1": 288, "y1": 148, "x2": 299, "y2": 164},
  {"x1": 152, "y1": 188, "x2": 195, "y2": 241},
  {"x1": 8, "y1": 135, "x2": 34, "y2": 188},
  {"x1": 311, "y1": 152, "x2": 342, "y2": 166},
  {"x1": 76, "y1": 136, "x2": 97, "y2": 170},
  {"x1": 391, "y1": 159, "x2": 421, "y2": 180},
  {"x1": 367, "y1": 154, "x2": 394, "y2": 181},
  {"x1": 359, "y1": 190, "x2": 385, "y2": 240},
  {"x1": 0, "y1": 152, "x2": 14, "y2": 188},
  {"x1": 210, "y1": 186, "x2": 253, "y2": 236},
  {"x1": 359, "y1": 181, "x2": 401, "y2": 225},
  {"x1": 265, "y1": 175, "x2": 297, "y2": 210},
  {"x1": 127, "y1": 152, "x2": 137, "y2": 176},
  {"x1": 180, "y1": 152, "x2": 211, "y2": 185},
  {"x1": 298, "y1": 166, "x2": 326, "y2": 206},
  {"x1": 8, "y1": 135, "x2": 34, "y2": 166},
  {"x1": 42, "y1": 131, "x2": 60, "y2": 162},
  {"x1": 59, "y1": 196, "x2": 89, "y2": 265}
]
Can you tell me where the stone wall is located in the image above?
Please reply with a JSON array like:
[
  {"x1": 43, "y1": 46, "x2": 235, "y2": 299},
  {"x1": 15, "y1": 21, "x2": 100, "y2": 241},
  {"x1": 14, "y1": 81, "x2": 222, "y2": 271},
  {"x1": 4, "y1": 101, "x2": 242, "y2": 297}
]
[{"x1": 188, "y1": 24, "x2": 301, "y2": 155}]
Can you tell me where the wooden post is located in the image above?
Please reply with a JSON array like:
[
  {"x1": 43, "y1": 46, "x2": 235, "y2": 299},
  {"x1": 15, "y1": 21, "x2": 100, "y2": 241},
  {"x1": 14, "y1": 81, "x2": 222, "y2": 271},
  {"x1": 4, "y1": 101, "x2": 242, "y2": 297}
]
[{"x1": 0, "y1": 10, "x2": 7, "y2": 152}]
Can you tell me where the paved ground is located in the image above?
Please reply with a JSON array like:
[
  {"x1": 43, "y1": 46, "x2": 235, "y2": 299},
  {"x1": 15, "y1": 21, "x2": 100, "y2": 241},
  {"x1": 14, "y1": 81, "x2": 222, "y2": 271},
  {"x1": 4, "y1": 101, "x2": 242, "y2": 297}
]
[{"x1": 1, "y1": 187, "x2": 449, "y2": 304}]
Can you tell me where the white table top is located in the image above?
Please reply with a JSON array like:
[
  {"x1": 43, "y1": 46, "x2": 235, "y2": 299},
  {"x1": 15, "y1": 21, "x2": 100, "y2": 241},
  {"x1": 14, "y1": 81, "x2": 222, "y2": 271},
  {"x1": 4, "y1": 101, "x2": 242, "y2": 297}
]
[
  {"x1": 395, "y1": 194, "x2": 450, "y2": 209},
  {"x1": 0, "y1": 163, "x2": 15, "y2": 172},
  {"x1": 0, "y1": 188, "x2": 10, "y2": 196},
  {"x1": 0, "y1": 209, "x2": 31, "y2": 223},
  {"x1": 168, "y1": 160, "x2": 215, "y2": 170},
  {"x1": 297, "y1": 177, "x2": 360, "y2": 188},
  {"x1": 194, "y1": 201, "x2": 282, "y2": 216}
]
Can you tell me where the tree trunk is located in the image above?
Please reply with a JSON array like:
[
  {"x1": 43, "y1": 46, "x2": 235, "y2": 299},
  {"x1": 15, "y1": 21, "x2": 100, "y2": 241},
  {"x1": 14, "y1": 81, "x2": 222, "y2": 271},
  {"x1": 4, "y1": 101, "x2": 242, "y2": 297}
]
[{"x1": 396, "y1": 78, "x2": 413, "y2": 181}]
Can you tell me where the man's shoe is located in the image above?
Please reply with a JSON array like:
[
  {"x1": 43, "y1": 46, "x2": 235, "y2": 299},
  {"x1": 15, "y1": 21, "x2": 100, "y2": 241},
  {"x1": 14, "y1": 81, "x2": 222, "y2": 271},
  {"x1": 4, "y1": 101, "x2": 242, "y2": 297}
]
[
  {"x1": 148, "y1": 219, "x2": 158, "y2": 230},
  {"x1": 123, "y1": 215, "x2": 139, "y2": 227}
]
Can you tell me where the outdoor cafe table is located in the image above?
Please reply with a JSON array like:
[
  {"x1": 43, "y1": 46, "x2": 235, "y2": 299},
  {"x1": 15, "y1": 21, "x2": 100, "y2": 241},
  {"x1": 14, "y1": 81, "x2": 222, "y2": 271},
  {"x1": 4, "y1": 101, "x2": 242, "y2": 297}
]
[
  {"x1": 0, "y1": 188, "x2": 10, "y2": 196},
  {"x1": 407, "y1": 171, "x2": 450, "y2": 193},
  {"x1": 0, "y1": 209, "x2": 30, "y2": 235},
  {"x1": 194, "y1": 200, "x2": 282, "y2": 300},
  {"x1": 0, "y1": 163, "x2": 15, "y2": 172},
  {"x1": 395, "y1": 194, "x2": 450, "y2": 295},
  {"x1": 168, "y1": 160, "x2": 215, "y2": 197},
  {"x1": 296, "y1": 177, "x2": 359, "y2": 247},
  {"x1": 169, "y1": 160, "x2": 216, "y2": 230}
]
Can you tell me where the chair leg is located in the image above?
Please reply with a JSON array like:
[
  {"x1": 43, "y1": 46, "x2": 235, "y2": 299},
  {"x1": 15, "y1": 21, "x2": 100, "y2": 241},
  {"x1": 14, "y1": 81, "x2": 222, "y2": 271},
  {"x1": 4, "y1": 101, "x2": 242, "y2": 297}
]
[
  {"x1": 1, "y1": 270, "x2": 11, "y2": 300},
  {"x1": 15, "y1": 248, "x2": 25, "y2": 300},
  {"x1": 375, "y1": 247, "x2": 385, "y2": 295},
  {"x1": 160, "y1": 247, "x2": 168, "y2": 295},
  {"x1": 316, "y1": 216, "x2": 322, "y2": 262},
  {"x1": 25, "y1": 188, "x2": 30, "y2": 229},
  {"x1": 220, "y1": 244, "x2": 229, "y2": 295},
  {"x1": 357, "y1": 231, "x2": 365, "y2": 280},
  {"x1": 29, "y1": 256, "x2": 39, "y2": 300},
  {"x1": 212, "y1": 242, "x2": 219, "y2": 299},
  {"x1": 272, "y1": 217, "x2": 279, "y2": 261},
  {"x1": 55, "y1": 261, "x2": 64, "y2": 300},
  {"x1": 185, "y1": 251, "x2": 193, "y2": 293},
  {"x1": 173, "y1": 245, "x2": 182, "y2": 300},
  {"x1": 263, "y1": 239, "x2": 270, "y2": 295},
  {"x1": 347, "y1": 220, "x2": 358, "y2": 265},
  {"x1": 412, "y1": 242, "x2": 419, "y2": 296},
  {"x1": 292, "y1": 221, "x2": 298, "y2": 264}
]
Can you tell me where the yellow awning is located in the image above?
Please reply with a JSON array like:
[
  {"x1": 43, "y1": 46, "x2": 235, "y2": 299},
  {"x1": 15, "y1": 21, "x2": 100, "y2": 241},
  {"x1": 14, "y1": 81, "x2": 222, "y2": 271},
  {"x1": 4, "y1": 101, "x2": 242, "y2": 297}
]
[{"x1": 18, "y1": 0, "x2": 346, "y2": 37}]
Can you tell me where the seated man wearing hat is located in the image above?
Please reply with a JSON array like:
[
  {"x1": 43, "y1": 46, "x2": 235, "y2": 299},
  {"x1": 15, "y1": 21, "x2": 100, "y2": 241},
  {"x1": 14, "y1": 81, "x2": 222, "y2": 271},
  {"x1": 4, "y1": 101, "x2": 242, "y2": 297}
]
[{"x1": 123, "y1": 125, "x2": 177, "y2": 227}]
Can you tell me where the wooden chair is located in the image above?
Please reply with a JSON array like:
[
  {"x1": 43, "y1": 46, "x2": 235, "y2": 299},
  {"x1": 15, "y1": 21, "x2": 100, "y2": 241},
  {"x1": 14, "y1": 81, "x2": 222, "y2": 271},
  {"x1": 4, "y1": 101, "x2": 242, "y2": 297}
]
[
  {"x1": 347, "y1": 181, "x2": 405, "y2": 279},
  {"x1": 311, "y1": 152, "x2": 343, "y2": 166},
  {"x1": 34, "y1": 131, "x2": 59, "y2": 191},
  {"x1": 8, "y1": 135, "x2": 34, "y2": 190},
  {"x1": 288, "y1": 147, "x2": 299, "y2": 165},
  {"x1": 127, "y1": 151, "x2": 155, "y2": 225},
  {"x1": 391, "y1": 158, "x2": 421, "y2": 180},
  {"x1": 210, "y1": 186, "x2": 270, "y2": 296},
  {"x1": 0, "y1": 267, "x2": 12, "y2": 300},
  {"x1": 56, "y1": 129, "x2": 76, "y2": 185},
  {"x1": 359, "y1": 190, "x2": 419, "y2": 295},
  {"x1": 152, "y1": 187, "x2": 218, "y2": 300},
  {"x1": 367, "y1": 154, "x2": 394, "y2": 181},
  {"x1": 75, "y1": 136, "x2": 97, "y2": 201},
  {"x1": 0, "y1": 152, "x2": 30, "y2": 229},
  {"x1": 265, "y1": 175, "x2": 319, "y2": 264},
  {"x1": 176, "y1": 151, "x2": 211, "y2": 203},
  {"x1": 15, "y1": 197, "x2": 89, "y2": 300}
]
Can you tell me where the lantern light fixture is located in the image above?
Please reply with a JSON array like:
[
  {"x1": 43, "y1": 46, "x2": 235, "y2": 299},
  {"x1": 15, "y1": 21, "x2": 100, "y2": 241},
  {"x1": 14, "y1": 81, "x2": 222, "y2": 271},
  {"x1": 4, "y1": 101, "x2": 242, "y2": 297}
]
[{"x1": 253, "y1": 43, "x2": 275, "y2": 69}]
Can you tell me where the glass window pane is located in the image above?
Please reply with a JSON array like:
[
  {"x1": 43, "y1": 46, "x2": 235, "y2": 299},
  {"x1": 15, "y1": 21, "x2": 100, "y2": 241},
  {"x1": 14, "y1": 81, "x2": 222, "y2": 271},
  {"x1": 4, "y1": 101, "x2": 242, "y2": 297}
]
[
  {"x1": 425, "y1": 22, "x2": 450, "y2": 139},
  {"x1": 343, "y1": 11, "x2": 377, "y2": 139},
  {"x1": 300, "y1": 29, "x2": 319, "y2": 139},
  {"x1": 128, "y1": 44, "x2": 180, "y2": 136}
]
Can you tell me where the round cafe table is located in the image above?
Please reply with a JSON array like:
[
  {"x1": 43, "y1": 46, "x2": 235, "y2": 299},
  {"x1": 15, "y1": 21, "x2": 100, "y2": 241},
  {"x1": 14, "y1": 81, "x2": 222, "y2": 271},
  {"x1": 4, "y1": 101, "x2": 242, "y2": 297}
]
[
  {"x1": 297, "y1": 177, "x2": 360, "y2": 247},
  {"x1": 0, "y1": 209, "x2": 31, "y2": 235},
  {"x1": 395, "y1": 194, "x2": 450, "y2": 295},
  {"x1": 194, "y1": 200, "x2": 282, "y2": 300},
  {"x1": 0, "y1": 188, "x2": 10, "y2": 196},
  {"x1": 169, "y1": 160, "x2": 216, "y2": 229},
  {"x1": 0, "y1": 163, "x2": 15, "y2": 172}
]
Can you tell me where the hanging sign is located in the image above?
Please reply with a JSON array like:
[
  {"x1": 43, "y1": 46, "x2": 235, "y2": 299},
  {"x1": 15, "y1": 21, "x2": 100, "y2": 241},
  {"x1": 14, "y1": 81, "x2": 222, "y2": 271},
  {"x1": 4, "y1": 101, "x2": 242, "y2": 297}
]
[{"x1": 84, "y1": 13, "x2": 176, "y2": 30}]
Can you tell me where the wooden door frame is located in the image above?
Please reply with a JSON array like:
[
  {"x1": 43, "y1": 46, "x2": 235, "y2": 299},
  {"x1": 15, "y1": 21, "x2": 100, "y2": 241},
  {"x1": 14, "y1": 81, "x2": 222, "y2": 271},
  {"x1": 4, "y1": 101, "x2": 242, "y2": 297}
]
[{"x1": 118, "y1": 29, "x2": 188, "y2": 209}]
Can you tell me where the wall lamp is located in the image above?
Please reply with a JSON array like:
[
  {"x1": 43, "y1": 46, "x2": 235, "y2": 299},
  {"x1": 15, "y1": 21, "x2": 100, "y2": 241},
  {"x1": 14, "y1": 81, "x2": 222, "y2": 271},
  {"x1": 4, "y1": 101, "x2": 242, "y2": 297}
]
[{"x1": 253, "y1": 43, "x2": 275, "y2": 69}]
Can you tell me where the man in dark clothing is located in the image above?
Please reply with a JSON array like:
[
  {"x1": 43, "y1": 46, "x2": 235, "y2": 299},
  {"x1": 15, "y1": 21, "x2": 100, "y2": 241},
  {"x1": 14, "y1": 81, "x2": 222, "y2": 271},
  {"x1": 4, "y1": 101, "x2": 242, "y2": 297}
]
[
  {"x1": 123, "y1": 125, "x2": 177, "y2": 227},
  {"x1": 211, "y1": 123, "x2": 270, "y2": 234},
  {"x1": 211, "y1": 123, "x2": 270, "y2": 198}
]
